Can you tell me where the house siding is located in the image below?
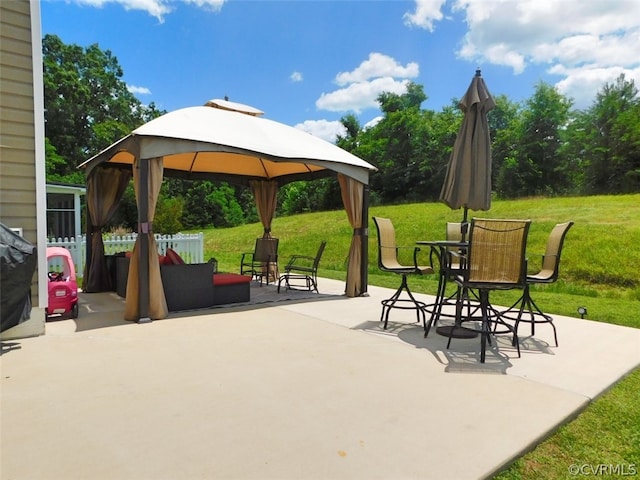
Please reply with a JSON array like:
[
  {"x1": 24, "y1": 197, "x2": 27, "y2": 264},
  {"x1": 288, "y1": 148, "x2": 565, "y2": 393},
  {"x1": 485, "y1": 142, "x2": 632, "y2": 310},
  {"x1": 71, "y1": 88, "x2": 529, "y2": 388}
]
[{"x1": 1, "y1": 0, "x2": 47, "y2": 339}]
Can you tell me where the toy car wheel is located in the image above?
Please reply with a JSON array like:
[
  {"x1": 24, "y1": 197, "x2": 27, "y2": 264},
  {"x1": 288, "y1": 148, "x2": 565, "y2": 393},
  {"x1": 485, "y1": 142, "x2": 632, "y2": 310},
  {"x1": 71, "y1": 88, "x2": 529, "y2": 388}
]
[{"x1": 72, "y1": 303, "x2": 79, "y2": 319}]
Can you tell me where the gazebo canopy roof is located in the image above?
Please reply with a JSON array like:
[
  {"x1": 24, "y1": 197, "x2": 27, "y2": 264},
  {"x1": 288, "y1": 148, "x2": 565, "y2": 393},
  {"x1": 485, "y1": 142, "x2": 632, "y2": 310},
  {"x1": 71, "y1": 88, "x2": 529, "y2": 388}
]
[{"x1": 80, "y1": 100, "x2": 376, "y2": 185}]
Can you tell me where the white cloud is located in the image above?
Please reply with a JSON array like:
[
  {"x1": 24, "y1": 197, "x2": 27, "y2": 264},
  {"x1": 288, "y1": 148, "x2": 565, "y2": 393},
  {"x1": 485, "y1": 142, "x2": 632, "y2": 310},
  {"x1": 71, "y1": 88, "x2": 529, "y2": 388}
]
[
  {"x1": 335, "y1": 53, "x2": 419, "y2": 86},
  {"x1": 316, "y1": 53, "x2": 417, "y2": 114},
  {"x1": 552, "y1": 65, "x2": 640, "y2": 107},
  {"x1": 128, "y1": 85, "x2": 151, "y2": 95},
  {"x1": 73, "y1": 0, "x2": 225, "y2": 22},
  {"x1": 290, "y1": 71, "x2": 303, "y2": 82},
  {"x1": 317, "y1": 77, "x2": 410, "y2": 113},
  {"x1": 364, "y1": 116, "x2": 383, "y2": 130},
  {"x1": 447, "y1": 0, "x2": 640, "y2": 108},
  {"x1": 403, "y1": 0, "x2": 447, "y2": 31},
  {"x1": 295, "y1": 120, "x2": 347, "y2": 143},
  {"x1": 184, "y1": 0, "x2": 225, "y2": 11}
]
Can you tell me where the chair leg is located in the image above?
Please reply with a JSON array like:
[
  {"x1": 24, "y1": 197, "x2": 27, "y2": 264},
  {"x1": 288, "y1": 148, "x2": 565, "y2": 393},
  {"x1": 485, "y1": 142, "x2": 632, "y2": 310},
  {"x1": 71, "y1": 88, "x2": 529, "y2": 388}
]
[
  {"x1": 380, "y1": 277, "x2": 405, "y2": 329},
  {"x1": 512, "y1": 286, "x2": 559, "y2": 347},
  {"x1": 480, "y1": 292, "x2": 490, "y2": 363},
  {"x1": 485, "y1": 293, "x2": 521, "y2": 358},
  {"x1": 447, "y1": 289, "x2": 520, "y2": 363},
  {"x1": 380, "y1": 274, "x2": 425, "y2": 330},
  {"x1": 446, "y1": 286, "x2": 465, "y2": 349},
  {"x1": 424, "y1": 272, "x2": 448, "y2": 337}
]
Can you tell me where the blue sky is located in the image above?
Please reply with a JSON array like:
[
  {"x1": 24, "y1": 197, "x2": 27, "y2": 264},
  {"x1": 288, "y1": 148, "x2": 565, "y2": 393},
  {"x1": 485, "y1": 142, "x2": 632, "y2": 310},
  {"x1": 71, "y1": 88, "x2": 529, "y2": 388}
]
[{"x1": 41, "y1": 0, "x2": 640, "y2": 141}]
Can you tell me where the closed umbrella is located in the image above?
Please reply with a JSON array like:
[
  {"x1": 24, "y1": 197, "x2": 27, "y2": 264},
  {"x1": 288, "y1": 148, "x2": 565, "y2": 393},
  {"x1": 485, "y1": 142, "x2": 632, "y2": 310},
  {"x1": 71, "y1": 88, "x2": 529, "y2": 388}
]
[
  {"x1": 440, "y1": 69, "x2": 496, "y2": 240},
  {"x1": 437, "y1": 69, "x2": 495, "y2": 340}
]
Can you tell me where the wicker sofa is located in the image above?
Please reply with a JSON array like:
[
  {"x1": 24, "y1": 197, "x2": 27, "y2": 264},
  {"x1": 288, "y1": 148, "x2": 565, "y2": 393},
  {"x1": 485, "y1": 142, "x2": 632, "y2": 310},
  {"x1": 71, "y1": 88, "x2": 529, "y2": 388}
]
[{"x1": 116, "y1": 257, "x2": 250, "y2": 311}]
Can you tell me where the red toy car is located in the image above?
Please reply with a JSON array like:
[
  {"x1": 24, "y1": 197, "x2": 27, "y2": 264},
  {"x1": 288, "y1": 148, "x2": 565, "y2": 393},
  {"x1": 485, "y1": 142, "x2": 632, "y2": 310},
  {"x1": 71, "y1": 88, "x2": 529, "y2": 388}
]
[{"x1": 46, "y1": 247, "x2": 79, "y2": 320}]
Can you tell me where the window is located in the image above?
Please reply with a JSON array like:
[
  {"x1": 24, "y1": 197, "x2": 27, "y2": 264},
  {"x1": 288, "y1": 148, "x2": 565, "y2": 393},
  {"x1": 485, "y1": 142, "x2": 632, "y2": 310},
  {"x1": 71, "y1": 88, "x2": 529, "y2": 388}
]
[{"x1": 47, "y1": 193, "x2": 75, "y2": 238}]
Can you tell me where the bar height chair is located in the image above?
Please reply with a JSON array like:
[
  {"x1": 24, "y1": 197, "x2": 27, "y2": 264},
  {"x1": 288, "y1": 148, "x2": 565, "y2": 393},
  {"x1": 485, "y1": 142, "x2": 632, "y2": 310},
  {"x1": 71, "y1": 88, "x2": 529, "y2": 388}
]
[
  {"x1": 502, "y1": 221, "x2": 574, "y2": 346},
  {"x1": 449, "y1": 218, "x2": 531, "y2": 363},
  {"x1": 373, "y1": 217, "x2": 434, "y2": 330}
]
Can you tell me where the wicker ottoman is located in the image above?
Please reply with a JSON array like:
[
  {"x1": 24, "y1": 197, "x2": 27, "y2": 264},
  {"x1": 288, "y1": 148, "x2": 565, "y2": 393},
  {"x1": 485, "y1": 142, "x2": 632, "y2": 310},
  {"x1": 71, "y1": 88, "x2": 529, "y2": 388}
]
[{"x1": 213, "y1": 273, "x2": 251, "y2": 305}]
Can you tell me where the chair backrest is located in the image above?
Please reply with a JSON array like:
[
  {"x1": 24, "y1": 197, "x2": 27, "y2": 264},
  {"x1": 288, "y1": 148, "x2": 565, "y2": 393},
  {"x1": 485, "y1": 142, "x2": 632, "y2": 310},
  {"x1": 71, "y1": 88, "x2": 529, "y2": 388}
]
[
  {"x1": 372, "y1": 217, "x2": 402, "y2": 271},
  {"x1": 536, "y1": 221, "x2": 574, "y2": 281},
  {"x1": 313, "y1": 241, "x2": 327, "y2": 269},
  {"x1": 446, "y1": 222, "x2": 462, "y2": 242},
  {"x1": 254, "y1": 237, "x2": 279, "y2": 263},
  {"x1": 446, "y1": 222, "x2": 463, "y2": 267},
  {"x1": 466, "y1": 218, "x2": 531, "y2": 286}
]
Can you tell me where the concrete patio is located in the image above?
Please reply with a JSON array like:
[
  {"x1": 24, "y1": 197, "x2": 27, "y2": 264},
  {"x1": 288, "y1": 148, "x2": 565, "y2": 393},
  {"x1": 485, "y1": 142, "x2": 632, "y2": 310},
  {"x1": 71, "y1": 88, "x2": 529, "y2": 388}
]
[{"x1": 2, "y1": 277, "x2": 639, "y2": 480}]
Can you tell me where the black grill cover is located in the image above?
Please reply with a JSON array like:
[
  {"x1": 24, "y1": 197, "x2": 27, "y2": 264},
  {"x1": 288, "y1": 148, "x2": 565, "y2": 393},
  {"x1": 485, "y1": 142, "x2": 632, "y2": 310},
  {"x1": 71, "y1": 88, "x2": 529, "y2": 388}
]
[{"x1": 1, "y1": 223, "x2": 37, "y2": 333}]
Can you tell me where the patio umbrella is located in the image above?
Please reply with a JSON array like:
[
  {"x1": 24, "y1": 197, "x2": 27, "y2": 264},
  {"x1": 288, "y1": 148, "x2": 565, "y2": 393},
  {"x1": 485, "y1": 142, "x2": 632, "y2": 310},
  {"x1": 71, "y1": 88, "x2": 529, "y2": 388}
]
[{"x1": 439, "y1": 69, "x2": 496, "y2": 240}]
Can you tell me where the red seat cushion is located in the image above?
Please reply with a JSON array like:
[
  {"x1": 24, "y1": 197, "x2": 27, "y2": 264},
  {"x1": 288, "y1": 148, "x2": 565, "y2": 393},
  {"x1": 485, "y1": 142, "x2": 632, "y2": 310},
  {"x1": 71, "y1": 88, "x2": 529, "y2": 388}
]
[{"x1": 213, "y1": 273, "x2": 252, "y2": 286}]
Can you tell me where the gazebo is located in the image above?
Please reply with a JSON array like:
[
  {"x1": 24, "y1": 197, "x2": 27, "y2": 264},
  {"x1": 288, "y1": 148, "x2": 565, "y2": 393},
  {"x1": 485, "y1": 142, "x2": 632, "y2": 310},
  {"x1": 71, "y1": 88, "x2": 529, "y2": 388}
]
[{"x1": 79, "y1": 99, "x2": 377, "y2": 322}]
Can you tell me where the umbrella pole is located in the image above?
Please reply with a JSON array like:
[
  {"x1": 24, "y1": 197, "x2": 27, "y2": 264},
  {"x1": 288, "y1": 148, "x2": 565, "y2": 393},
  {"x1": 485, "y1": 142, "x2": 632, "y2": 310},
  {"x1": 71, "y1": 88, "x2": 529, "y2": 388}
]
[
  {"x1": 435, "y1": 204, "x2": 479, "y2": 339},
  {"x1": 461, "y1": 207, "x2": 469, "y2": 242}
]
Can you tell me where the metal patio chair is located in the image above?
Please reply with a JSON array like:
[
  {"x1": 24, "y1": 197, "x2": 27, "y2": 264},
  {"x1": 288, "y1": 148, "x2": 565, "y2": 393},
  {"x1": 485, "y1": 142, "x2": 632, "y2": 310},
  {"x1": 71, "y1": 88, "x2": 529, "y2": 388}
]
[
  {"x1": 277, "y1": 241, "x2": 327, "y2": 293},
  {"x1": 373, "y1": 217, "x2": 434, "y2": 330},
  {"x1": 448, "y1": 218, "x2": 531, "y2": 363},
  {"x1": 240, "y1": 237, "x2": 279, "y2": 285},
  {"x1": 502, "y1": 221, "x2": 574, "y2": 346}
]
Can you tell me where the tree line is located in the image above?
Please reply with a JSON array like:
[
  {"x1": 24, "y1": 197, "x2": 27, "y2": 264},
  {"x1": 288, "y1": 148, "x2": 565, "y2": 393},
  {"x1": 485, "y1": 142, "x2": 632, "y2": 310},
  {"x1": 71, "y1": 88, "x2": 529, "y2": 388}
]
[{"x1": 43, "y1": 34, "x2": 640, "y2": 233}]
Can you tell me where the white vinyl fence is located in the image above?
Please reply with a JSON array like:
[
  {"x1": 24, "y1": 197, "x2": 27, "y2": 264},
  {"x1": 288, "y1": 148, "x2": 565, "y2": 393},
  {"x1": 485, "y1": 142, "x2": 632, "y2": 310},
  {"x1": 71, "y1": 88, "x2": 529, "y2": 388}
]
[{"x1": 46, "y1": 233, "x2": 204, "y2": 276}]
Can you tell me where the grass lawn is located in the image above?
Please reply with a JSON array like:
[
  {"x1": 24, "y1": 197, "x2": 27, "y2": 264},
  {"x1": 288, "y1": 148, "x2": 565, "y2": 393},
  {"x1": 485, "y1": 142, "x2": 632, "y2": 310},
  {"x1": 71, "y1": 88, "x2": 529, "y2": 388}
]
[{"x1": 196, "y1": 193, "x2": 640, "y2": 479}]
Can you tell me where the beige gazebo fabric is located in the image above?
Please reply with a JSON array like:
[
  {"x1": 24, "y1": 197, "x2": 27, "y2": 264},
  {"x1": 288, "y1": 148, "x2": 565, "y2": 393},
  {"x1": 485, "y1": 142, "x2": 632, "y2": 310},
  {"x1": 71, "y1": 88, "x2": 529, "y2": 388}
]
[
  {"x1": 251, "y1": 180, "x2": 278, "y2": 238},
  {"x1": 81, "y1": 104, "x2": 374, "y2": 186},
  {"x1": 124, "y1": 157, "x2": 168, "y2": 321},
  {"x1": 338, "y1": 174, "x2": 364, "y2": 297},
  {"x1": 251, "y1": 179, "x2": 279, "y2": 280},
  {"x1": 83, "y1": 167, "x2": 131, "y2": 292}
]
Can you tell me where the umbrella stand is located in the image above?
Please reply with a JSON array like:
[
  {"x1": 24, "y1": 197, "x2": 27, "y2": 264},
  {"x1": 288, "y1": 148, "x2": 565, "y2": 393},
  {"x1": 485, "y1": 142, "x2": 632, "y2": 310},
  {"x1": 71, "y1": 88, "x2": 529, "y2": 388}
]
[
  {"x1": 435, "y1": 203, "x2": 479, "y2": 339},
  {"x1": 433, "y1": 204, "x2": 479, "y2": 340}
]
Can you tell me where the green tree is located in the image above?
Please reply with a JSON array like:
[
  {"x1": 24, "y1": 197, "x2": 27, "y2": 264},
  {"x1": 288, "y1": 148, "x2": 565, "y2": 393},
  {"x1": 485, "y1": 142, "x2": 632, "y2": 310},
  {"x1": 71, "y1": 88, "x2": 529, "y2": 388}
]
[
  {"x1": 366, "y1": 82, "x2": 429, "y2": 203},
  {"x1": 42, "y1": 34, "x2": 163, "y2": 179},
  {"x1": 279, "y1": 178, "x2": 342, "y2": 215},
  {"x1": 581, "y1": 74, "x2": 640, "y2": 193},
  {"x1": 488, "y1": 95, "x2": 521, "y2": 193},
  {"x1": 180, "y1": 181, "x2": 246, "y2": 229},
  {"x1": 421, "y1": 102, "x2": 462, "y2": 200},
  {"x1": 497, "y1": 82, "x2": 572, "y2": 197},
  {"x1": 208, "y1": 184, "x2": 245, "y2": 227},
  {"x1": 153, "y1": 195, "x2": 184, "y2": 235},
  {"x1": 45, "y1": 137, "x2": 83, "y2": 184},
  {"x1": 336, "y1": 113, "x2": 361, "y2": 152}
]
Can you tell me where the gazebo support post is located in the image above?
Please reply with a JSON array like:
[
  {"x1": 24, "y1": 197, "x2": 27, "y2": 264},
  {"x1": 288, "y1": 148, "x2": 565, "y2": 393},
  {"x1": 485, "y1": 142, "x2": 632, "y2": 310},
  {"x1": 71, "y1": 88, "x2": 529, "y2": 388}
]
[
  {"x1": 84, "y1": 216, "x2": 93, "y2": 286},
  {"x1": 360, "y1": 184, "x2": 369, "y2": 296},
  {"x1": 137, "y1": 158, "x2": 151, "y2": 323}
]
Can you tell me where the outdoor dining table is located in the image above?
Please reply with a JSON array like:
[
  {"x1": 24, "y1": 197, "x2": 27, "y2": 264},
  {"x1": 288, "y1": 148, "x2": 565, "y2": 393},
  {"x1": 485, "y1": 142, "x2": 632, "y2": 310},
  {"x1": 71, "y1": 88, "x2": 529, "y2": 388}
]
[{"x1": 416, "y1": 240, "x2": 479, "y2": 339}]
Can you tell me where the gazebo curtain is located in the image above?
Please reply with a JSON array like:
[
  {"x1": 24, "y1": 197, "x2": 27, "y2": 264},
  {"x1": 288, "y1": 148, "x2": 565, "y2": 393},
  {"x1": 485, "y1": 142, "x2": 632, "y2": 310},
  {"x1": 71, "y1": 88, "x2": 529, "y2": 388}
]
[
  {"x1": 338, "y1": 173, "x2": 364, "y2": 297},
  {"x1": 124, "y1": 157, "x2": 168, "y2": 321},
  {"x1": 250, "y1": 179, "x2": 279, "y2": 280},
  {"x1": 250, "y1": 180, "x2": 278, "y2": 238},
  {"x1": 83, "y1": 166, "x2": 131, "y2": 292}
]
